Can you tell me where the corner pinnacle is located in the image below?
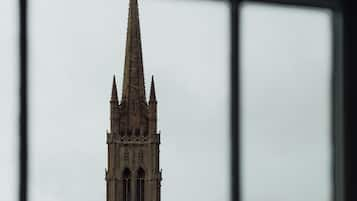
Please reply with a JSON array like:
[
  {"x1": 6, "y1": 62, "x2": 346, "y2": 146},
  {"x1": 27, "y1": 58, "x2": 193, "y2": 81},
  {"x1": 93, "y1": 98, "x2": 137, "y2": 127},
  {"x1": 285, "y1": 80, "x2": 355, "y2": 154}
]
[
  {"x1": 111, "y1": 75, "x2": 118, "y2": 102},
  {"x1": 149, "y1": 75, "x2": 156, "y2": 102}
]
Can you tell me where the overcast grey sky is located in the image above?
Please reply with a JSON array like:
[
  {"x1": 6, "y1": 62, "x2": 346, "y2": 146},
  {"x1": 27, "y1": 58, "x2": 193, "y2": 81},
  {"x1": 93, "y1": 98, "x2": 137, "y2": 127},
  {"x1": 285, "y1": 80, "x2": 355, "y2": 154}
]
[
  {"x1": 1, "y1": 1, "x2": 331, "y2": 201},
  {"x1": 0, "y1": 0, "x2": 17, "y2": 200},
  {"x1": 240, "y1": 4, "x2": 332, "y2": 201}
]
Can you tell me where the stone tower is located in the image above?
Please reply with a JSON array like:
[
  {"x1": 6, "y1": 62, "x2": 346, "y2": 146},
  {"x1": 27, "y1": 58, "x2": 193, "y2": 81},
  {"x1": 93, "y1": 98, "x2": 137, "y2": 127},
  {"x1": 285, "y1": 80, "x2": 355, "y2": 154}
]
[{"x1": 105, "y1": 0, "x2": 161, "y2": 201}]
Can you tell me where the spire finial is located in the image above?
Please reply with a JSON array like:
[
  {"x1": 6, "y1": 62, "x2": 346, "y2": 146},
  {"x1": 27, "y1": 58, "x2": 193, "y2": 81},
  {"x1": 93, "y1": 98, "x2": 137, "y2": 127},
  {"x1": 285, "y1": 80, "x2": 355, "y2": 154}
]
[
  {"x1": 111, "y1": 75, "x2": 118, "y2": 102},
  {"x1": 149, "y1": 75, "x2": 157, "y2": 103}
]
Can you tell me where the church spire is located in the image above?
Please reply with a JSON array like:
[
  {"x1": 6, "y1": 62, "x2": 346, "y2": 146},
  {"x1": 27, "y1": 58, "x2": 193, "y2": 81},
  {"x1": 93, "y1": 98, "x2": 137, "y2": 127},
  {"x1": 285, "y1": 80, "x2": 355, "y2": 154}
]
[
  {"x1": 106, "y1": 2, "x2": 161, "y2": 200},
  {"x1": 121, "y1": 0, "x2": 146, "y2": 103}
]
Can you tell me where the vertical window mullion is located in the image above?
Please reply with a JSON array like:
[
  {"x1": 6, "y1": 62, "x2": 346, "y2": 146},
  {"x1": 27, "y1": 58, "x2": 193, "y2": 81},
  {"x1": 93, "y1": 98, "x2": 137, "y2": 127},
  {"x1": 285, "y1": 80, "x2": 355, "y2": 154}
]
[{"x1": 18, "y1": 0, "x2": 28, "y2": 201}]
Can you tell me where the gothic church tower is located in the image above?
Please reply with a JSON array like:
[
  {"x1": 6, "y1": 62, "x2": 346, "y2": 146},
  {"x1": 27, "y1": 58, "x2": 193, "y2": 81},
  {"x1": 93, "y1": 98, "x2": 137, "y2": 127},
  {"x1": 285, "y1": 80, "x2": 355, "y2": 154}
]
[{"x1": 106, "y1": 0, "x2": 161, "y2": 201}]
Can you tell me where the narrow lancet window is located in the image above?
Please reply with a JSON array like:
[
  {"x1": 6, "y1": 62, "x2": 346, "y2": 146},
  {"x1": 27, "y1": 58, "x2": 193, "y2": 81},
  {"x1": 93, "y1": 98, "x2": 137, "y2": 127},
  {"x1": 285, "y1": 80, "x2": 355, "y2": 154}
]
[
  {"x1": 123, "y1": 168, "x2": 131, "y2": 201},
  {"x1": 136, "y1": 168, "x2": 145, "y2": 201}
]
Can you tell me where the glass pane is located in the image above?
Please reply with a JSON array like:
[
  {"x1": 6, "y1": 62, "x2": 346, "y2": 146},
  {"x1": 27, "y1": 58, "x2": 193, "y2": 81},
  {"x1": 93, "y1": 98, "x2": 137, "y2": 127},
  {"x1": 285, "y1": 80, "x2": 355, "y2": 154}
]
[
  {"x1": 240, "y1": 3, "x2": 332, "y2": 201},
  {"x1": 30, "y1": 1, "x2": 230, "y2": 201},
  {"x1": 0, "y1": 0, "x2": 18, "y2": 200}
]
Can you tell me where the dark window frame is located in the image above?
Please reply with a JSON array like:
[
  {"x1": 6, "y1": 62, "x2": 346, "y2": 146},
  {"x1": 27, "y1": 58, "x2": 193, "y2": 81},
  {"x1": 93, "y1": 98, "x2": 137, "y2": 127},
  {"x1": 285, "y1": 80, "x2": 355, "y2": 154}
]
[
  {"x1": 18, "y1": 0, "x2": 354, "y2": 201},
  {"x1": 19, "y1": 0, "x2": 28, "y2": 201}
]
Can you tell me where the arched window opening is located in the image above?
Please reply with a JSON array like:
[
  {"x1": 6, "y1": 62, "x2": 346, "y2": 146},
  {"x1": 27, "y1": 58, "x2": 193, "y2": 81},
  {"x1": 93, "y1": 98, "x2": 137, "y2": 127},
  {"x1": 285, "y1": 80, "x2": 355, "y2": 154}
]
[
  {"x1": 136, "y1": 168, "x2": 145, "y2": 201},
  {"x1": 122, "y1": 168, "x2": 131, "y2": 201}
]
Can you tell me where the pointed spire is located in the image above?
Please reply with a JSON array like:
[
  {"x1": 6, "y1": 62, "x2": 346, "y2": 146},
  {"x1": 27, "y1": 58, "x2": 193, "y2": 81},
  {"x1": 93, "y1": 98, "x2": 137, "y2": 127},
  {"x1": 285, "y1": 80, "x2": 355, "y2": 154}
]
[
  {"x1": 111, "y1": 75, "x2": 118, "y2": 102},
  {"x1": 121, "y1": 0, "x2": 146, "y2": 103},
  {"x1": 149, "y1": 75, "x2": 157, "y2": 103}
]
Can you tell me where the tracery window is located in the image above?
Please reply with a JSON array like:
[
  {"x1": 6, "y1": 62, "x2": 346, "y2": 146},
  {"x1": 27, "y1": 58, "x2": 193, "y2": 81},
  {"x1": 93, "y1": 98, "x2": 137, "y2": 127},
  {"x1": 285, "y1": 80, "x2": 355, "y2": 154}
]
[
  {"x1": 136, "y1": 168, "x2": 145, "y2": 201},
  {"x1": 122, "y1": 168, "x2": 131, "y2": 201}
]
